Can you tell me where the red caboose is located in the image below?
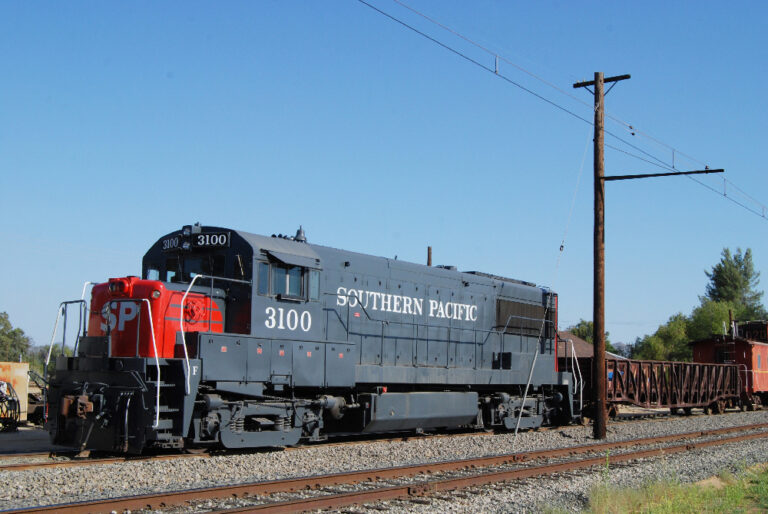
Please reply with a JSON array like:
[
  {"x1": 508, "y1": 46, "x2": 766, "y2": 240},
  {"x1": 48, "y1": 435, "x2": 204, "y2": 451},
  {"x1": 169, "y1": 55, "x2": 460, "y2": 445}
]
[{"x1": 691, "y1": 321, "x2": 768, "y2": 408}]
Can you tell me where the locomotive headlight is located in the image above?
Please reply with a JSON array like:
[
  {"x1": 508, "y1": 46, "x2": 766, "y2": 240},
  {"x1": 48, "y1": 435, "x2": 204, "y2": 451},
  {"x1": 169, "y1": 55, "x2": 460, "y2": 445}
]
[{"x1": 151, "y1": 290, "x2": 161, "y2": 299}]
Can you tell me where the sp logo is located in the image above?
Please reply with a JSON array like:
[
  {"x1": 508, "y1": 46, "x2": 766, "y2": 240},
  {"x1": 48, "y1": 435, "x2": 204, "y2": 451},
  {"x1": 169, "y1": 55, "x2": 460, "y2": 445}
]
[{"x1": 100, "y1": 302, "x2": 139, "y2": 332}]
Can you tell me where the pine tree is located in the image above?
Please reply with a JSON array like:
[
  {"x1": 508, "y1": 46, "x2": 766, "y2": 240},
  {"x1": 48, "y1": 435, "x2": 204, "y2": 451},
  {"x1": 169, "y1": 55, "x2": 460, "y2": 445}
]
[{"x1": 704, "y1": 248, "x2": 766, "y2": 319}]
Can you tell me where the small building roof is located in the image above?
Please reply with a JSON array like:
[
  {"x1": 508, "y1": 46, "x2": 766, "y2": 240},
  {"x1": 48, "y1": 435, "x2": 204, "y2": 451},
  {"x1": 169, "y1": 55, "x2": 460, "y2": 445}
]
[
  {"x1": 558, "y1": 331, "x2": 629, "y2": 359},
  {"x1": 558, "y1": 331, "x2": 593, "y2": 358}
]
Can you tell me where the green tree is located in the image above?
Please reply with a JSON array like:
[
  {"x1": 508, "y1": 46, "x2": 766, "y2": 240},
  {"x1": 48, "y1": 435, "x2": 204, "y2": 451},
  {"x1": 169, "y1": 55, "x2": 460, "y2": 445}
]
[
  {"x1": 704, "y1": 248, "x2": 766, "y2": 319},
  {"x1": 687, "y1": 300, "x2": 743, "y2": 341},
  {"x1": 632, "y1": 313, "x2": 691, "y2": 361},
  {"x1": 566, "y1": 319, "x2": 616, "y2": 353},
  {"x1": 27, "y1": 343, "x2": 72, "y2": 376},
  {"x1": 0, "y1": 312, "x2": 32, "y2": 362}
]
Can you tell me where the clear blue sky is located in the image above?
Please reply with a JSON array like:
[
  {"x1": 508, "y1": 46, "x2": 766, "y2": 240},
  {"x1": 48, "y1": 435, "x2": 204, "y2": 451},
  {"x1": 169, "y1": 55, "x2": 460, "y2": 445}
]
[{"x1": 2, "y1": 1, "x2": 767, "y2": 350}]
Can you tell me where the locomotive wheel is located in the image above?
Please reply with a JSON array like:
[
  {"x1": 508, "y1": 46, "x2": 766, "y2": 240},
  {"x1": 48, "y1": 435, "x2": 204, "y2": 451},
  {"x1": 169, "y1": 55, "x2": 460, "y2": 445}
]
[{"x1": 683, "y1": 407, "x2": 692, "y2": 416}]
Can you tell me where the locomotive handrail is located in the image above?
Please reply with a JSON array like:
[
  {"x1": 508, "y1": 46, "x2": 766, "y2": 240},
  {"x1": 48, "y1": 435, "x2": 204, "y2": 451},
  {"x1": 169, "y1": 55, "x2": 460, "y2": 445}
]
[
  {"x1": 569, "y1": 340, "x2": 584, "y2": 418},
  {"x1": 330, "y1": 293, "x2": 554, "y2": 346},
  {"x1": 331, "y1": 293, "x2": 555, "y2": 369},
  {"x1": 105, "y1": 298, "x2": 161, "y2": 428},
  {"x1": 45, "y1": 300, "x2": 88, "y2": 368},
  {"x1": 80, "y1": 281, "x2": 96, "y2": 302},
  {"x1": 180, "y1": 274, "x2": 252, "y2": 394},
  {"x1": 44, "y1": 299, "x2": 88, "y2": 423},
  {"x1": 512, "y1": 306, "x2": 552, "y2": 450}
]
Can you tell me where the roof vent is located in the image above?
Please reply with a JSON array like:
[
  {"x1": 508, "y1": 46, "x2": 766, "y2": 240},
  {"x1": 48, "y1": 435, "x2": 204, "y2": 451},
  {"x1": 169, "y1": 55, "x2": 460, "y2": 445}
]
[{"x1": 295, "y1": 225, "x2": 307, "y2": 243}]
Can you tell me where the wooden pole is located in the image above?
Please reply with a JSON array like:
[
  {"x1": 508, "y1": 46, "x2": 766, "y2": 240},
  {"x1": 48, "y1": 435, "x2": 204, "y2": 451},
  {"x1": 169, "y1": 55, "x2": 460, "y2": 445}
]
[
  {"x1": 574, "y1": 73, "x2": 718, "y2": 440},
  {"x1": 592, "y1": 72, "x2": 607, "y2": 440}
]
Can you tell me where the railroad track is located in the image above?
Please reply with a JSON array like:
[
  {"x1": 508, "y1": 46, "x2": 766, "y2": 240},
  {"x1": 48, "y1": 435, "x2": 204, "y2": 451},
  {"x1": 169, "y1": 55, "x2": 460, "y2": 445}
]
[
  {"x1": 8, "y1": 422, "x2": 768, "y2": 514},
  {"x1": 0, "y1": 429, "x2": 496, "y2": 472},
  {"x1": 0, "y1": 409, "x2": 743, "y2": 473}
]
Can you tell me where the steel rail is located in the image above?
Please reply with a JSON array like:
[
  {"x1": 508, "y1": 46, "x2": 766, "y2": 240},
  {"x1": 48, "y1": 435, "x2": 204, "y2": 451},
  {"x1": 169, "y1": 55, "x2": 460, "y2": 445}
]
[
  {"x1": 0, "y1": 451, "x2": 58, "y2": 460},
  {"x1": 224, "y1": 430, "x2": 768, "y2": 513},
  {"x1": 0, "y1": 451, "x2": 209, "y2": 472},
  {"x1": 7, "y1": 422, "x2": 768, "y2": 514}
]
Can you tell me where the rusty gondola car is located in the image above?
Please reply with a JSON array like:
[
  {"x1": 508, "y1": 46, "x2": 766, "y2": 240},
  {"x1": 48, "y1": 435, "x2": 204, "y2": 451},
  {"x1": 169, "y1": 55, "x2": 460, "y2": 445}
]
[{"x1": 558, "y1": 331, "x2": 741, "y2": 417}]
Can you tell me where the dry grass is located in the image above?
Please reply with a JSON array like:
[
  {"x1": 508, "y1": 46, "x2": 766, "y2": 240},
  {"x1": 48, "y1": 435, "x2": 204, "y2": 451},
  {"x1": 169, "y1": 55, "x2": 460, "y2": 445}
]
[{"x1": 585, "y1": 463, "x2": 768, "y2": 513}]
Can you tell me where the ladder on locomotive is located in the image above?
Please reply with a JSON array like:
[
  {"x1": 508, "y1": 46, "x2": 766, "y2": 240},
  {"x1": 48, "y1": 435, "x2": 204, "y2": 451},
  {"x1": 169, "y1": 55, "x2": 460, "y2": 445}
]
[{"x1": 145, "y1": 362, "x2": 186, "y2": 447}]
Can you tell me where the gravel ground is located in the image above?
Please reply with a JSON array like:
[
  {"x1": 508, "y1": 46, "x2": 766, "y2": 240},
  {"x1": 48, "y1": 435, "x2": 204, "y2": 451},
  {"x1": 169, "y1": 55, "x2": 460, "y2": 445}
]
[
  {"x1": 2, "y1": 411, "x2": 768, "y2": 510},
  {"x1": 373, "y1": 437, "x2": 768, "y2": 513}
]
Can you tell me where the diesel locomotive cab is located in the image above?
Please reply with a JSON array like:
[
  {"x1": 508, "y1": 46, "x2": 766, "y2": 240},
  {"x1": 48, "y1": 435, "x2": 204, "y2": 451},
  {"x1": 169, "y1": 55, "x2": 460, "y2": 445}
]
[
  {"x1": 47, "y1": 224, "x2": 255, "y2": 453},
  {"x1": 142, "y1": 224, "x2": 254, "y2": 336}
]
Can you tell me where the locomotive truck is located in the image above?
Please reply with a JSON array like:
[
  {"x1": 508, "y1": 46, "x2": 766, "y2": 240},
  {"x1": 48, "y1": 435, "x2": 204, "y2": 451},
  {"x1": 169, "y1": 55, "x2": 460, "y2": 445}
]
[{"x1": 46, "y1": 224, "x2": 576, "y2": 453}]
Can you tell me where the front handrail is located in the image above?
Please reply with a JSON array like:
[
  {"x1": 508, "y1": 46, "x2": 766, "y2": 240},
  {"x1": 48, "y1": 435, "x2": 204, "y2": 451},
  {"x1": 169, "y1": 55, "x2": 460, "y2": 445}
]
[
  {"x1": 80, "y1": 281, "x2": 96, "y2": 302},
  {"x1": 179, "y1": 274, "x2": 251, "y2": 394},
  {"x1": 106, "y1": 299, "x2": 161, "y2": 428},
  {"x1": 45, "y1": 300, "x2": 88, "y2": 368}
]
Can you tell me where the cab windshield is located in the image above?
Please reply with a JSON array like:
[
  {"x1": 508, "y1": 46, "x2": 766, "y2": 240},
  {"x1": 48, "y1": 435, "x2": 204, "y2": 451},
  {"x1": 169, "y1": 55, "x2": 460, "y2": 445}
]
[{"x1": 145, "y1": 252, "x2": 226, "y2": 283}]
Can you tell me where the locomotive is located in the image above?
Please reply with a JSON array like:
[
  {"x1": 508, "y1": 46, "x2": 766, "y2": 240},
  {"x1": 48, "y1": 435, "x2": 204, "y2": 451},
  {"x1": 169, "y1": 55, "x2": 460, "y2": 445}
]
[{"x1": 46, "y1": 224, "x2": 575, "y2": 453}]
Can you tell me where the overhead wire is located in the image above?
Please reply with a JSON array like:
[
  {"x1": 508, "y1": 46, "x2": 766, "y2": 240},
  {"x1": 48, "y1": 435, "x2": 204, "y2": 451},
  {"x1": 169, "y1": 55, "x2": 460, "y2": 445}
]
[
  {"x1": 356, "y1": 0, "x2": 768, "y2": 222},
  {"x1": 605, "y1": 143, "x2": 767, "y2": 218},
  {"x1": 391, "y1": 0, "x2": 709, "y2": 171}
]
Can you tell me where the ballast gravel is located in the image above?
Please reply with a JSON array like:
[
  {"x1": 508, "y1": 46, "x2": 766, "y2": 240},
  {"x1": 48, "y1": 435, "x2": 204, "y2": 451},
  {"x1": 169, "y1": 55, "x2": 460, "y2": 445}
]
[{"x1": 2, "y1": 411, "x2": 768, "y2": 511}]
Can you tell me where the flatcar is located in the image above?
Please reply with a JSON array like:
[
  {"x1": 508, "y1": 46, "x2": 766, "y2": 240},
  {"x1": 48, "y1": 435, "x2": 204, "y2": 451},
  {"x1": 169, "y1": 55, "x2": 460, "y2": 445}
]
[{"x1": 46, "y1": 224, "x2": 575, "y2": 453}]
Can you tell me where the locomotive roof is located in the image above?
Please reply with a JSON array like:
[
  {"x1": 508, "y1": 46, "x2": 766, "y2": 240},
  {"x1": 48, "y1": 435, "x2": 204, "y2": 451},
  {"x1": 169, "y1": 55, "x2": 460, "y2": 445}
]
[{"x1": 233, "y1": 228, "x2": 546, "y2": 295}]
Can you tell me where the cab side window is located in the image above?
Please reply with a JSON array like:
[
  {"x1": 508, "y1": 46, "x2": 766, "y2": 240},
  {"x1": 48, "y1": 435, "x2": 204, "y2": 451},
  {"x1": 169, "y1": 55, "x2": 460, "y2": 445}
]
[
  {"x1": 309, "y1": 270, "x2": 320, "y2": 300},
  {"x1": 272, "y1": 265, "x2": 302, "y2": 297},
  {"x1": 257, "y1": 261, "x2": 319, "y2": 301},
  {"x1": 257, "y1": 262, "x2": 269, "y2": 295}
]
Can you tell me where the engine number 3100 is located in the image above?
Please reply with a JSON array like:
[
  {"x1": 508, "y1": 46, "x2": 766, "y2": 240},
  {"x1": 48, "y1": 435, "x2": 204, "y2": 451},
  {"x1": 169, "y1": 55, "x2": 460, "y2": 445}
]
[{"x1": 264, "y1": 307, "x2": 311, "y2": 332}]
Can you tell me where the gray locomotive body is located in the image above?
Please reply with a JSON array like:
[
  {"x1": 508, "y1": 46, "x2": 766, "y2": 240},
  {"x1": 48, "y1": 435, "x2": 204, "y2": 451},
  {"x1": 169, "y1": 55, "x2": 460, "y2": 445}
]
[{"x1": 47, "y1": 225, "x2": 574, "y2": 452}]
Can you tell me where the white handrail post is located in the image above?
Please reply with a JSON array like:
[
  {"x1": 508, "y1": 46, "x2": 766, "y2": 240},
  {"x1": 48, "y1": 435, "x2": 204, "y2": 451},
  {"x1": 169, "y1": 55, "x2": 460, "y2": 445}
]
[
  {"x1": 179, "y1": 275, "x2": 203, "y2": 395},
  {"x1": 140, "y1": 299, "x2": 161, "y2": 429},
  {"x1": 45, "y1": 305, "x2": 64, "y2": 368},
  {"x1": 571, "y1": 341, "x2": 584, "y2": 416}
]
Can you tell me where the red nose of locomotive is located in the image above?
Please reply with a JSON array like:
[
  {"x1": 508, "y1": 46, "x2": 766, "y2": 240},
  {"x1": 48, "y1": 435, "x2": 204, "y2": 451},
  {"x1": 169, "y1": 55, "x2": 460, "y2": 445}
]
[{"x1": 87, "y1": 276, "x2": 223, "y2": 358}]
